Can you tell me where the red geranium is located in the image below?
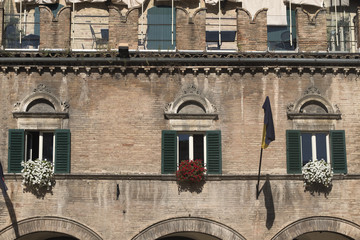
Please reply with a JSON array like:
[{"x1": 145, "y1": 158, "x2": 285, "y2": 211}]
[{"x1": 176, "y1": 159, "x2": 206, "y2": 183}]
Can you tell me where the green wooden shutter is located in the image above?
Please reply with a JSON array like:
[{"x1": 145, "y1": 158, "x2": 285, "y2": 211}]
[
  {"x1": 286, "y1": 130, "x2": 302, "y2": 174},
  {"x1": 161, "y1": 130, "x2": 177, "y2": 174},
  {"x1": 55, "y1": 129, "x2": 71, "y2": 173},
  {"x1": 147, "y1": 6, "x2": 176, "y2": 50},
  {"x1": 206, "y1": 130, "x2": 222, "y2": 174},
  {"x1": 330, "y1": 130, "x2": 347, "y2": 174},
  {"x1": 8, "y1": 129, "x2": 25, "y2": 173}
]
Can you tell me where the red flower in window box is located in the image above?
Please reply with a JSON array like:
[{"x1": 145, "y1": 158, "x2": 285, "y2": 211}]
[{"x1": 176, "y1": 159, "x2": 206, "y2": 183}]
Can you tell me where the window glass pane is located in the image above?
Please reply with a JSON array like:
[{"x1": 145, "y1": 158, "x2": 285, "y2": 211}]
[
  {"x1": 267, "y1": 9, "x2": 296, "y2": 51},
  {"x1": 178, "y1": 134, "x2": 189, "y2": 161},
  {"x1": 301, "y1": 133, "x2": 312, "y2": 165},
  {"x1": 316, "y1": 133, "x2": 327, "y2": 162},
  {"x1": 193, "y1": 134, "x2": 204, "y2": 161},
  {"x1": 26, "y1": 131, "x2": 39, "y2": 160},
  {"x1": 43, "y1": 133, "x2": 54, "y2": 163}
]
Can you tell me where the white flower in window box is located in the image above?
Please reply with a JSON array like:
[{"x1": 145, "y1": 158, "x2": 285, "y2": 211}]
[
  {"x1": 21, "y1": 159, "x2": 55, "y2": 195},
  {"x1": 302, "y1": 159, "x2": 333, "y2": 188}
]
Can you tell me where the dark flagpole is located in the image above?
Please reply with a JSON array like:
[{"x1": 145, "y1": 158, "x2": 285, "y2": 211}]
[{"x1": 256, "y1": 148, "x2": 263, "y2": 199}]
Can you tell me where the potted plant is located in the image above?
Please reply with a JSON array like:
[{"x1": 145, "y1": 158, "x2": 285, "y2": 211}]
[
  {"x1": 21, "y1": 159, "x2": 55, "y2": 196},
  {"x1": 302, "y1": 159, "x2": 333, "y2": 189},
  {"x1": 176, "y1": 159, "x2": 206, "y2": 183}
]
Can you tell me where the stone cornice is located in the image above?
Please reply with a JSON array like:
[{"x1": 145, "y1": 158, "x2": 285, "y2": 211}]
[{"x1": 1, "y1": 51, "x2": 360, "y2": 75}]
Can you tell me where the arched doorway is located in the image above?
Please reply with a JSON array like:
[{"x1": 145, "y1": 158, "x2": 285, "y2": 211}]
[
  {"x1": 294, "y1": 231, "x2": 354, "y2": 240},
  {"x1": 0, "y1": 216, "x2": 102, "y2": 240},
  {"x1": 157, "y1": 232, "x2": 220, "y2": 240},
  {"x1": 132, "y1": 217, "x2": 245, "y2": 240},
  {"x1": 16, "y1": 231, "x2": 78, "y2": 240},
  {"x1": 272, "y1": 216, "x2": 360, "y2": 240}
]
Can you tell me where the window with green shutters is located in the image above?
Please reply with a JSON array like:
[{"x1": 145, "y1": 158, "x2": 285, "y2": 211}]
[
  {"x1": 286, "y1": 130, "x2": 347, "y2": 174},
  {"x1": 8, "y1": 129, "x2": 71, "y2": 173},
  {"x1": 161, "y1": 130, "x2": 221, "y2": 174}
]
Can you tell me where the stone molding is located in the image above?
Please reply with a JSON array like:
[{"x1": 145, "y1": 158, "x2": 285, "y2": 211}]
[
  {"x1": 131, "y1": 217, "x2": 246, "y2": 240},
  {"x1": 0, "y1": 216, "x2": 103, "y2": 240},
  {"x1": 272, "y1": 216, "x2": 360, "y2": 240},
  {"x1": 287, "y1": 86, "x2": 341, "y2": 120}
]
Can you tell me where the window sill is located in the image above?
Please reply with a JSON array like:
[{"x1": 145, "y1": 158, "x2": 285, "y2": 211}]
[
  {"x1": 13, "y1": 112, "x2": 69, "y2": 119},
  {"x1": 164, "y1": 113, "x2": 218, "y2": 120},
  {"x1": 287, "y1": 113, "x2": 341, "y2": 120}
]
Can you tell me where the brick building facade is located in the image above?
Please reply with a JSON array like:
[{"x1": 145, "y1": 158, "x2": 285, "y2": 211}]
[{"x1": 0, "y1": 0, "x2": 360, "y2": 239}]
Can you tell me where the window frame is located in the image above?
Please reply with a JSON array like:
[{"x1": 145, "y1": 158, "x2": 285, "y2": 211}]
[
  {"x1": 162, "y1": 130, "x2": 221, "y2": 175},
  {"x1": 25, "y1": 130, "x2": 55, "y2": 163},
  {"x1": 177, "y1": 132, "x2": 207, "y2": 168},
  {"x1": 8, "y1": 129, "x2": 71, "y2": 173},
  {"x1": 300, "y1": 132, "x2": 331, "y2": 166},
  {"x1": 286, "y1": 130, "x2": 347, "y2": 174}
]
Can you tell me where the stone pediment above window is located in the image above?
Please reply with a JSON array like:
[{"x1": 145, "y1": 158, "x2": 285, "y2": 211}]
[
  {"x1": 164, "y1": 85, "x2": 218, "y2": 120},
  {"x1": 287, "y1": 86, "x2": 341, "y2": 120},
  {"x1": 13, "y1": 84, "x2": 69, "y2": 130}
]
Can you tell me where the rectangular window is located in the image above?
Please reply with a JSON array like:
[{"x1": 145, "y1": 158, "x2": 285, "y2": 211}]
[
  {"x1": 145, "y1": 6, "x2": 176, "y2": 50},
  {"x1": 325, "y1": 0, "x2": 357, "y2": 52},
  {"x1": 3, "y1": 2, "x2": 40, "y2": 49},
  {"x1": 301, "y1": 132, "x2": 330, "y2": 165},
  {"x1": 286, "y1": 130, "x2": 347, "y2": 174},
  {"x1": 8, "y1": 129, "x2": 71, "y2": 173},
  {"x1": 26, "y1": 131, "x2": 54, "y2": 163},
  {"x1": 267, "y1": 8, "x2": 297, "y2": 51},
  {"x1": 162, "y1": 130, "x2": 221, "y2": 174},
  {"x1": 178, "y1": 133, "x2": 205, "y2": 165}
]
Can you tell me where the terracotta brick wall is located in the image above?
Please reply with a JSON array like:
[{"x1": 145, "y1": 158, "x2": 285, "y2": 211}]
[
  {"x1": 296, "y1": 7, "x2": 327, "y2": 52},
  {"x1": 109, "y1": 6, "x2": 138, "y2": 50},
  {"x1": 176, "y1": 8, "x2": 206, "y2": 51},
  {"x1": 39, "y1": 6, "x2": 71, "y2": 49},
  {"x1": 236, "y1": 8, "x2": 267, "y2": 52}
]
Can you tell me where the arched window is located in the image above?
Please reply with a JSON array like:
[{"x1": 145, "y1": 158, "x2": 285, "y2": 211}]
[
  {"x1": 9, "y1": 84, "x2": 70, "y2": 173},
  {"x1": 286, "y1": 86, "x2": 346, "y2": 174},
  {"x1": 162, "y1": 85, "x2": 221, "y2": 175}
]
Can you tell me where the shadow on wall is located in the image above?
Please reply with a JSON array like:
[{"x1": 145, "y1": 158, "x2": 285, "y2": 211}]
[
  {"x1": 2, "y1": 190, "x2": 20, "y2": 238},
  {"x1": 261, "y1": 174, "x2": 275, "y2": 230}
]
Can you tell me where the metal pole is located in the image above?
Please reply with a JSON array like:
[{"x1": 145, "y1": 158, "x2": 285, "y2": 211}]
[
  {"x1": 256, "y1": 148, "x2": 263, "y2": 199},
  {"x1": 218, "y1": 0, "x2": 221, "y2": 47},
  {"x1": 289, "y1": 0, "x2": 292, "y2": 46}
]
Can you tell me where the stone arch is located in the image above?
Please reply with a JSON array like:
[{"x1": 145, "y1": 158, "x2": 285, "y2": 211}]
[
  {"x1": 16, "y1": 84, "x2": 65, "y2": 113},
  {"x1": 271, "y1": 216, "x2": 360, "y2": 240},
  {"x1": 0, "y1": 216, "x2": 103, "y2": 240},
  {"x1": 287, "y1": 86, "x2": 341, "y2": 120},
  {"x1": 131, "y1": 217, "x2": 246, "y2": 240},
  {"x1": 164, "y1": 85, "x2": 217, "y2": 119}
]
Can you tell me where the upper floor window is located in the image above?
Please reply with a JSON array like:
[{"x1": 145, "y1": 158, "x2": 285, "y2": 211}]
[
  {"x1": 4, "y1": 0, "x2": 40, "y2": 49},
  {"x1": 162, "y1": 85, "x2": 220, "y2": 174},
  {"x1": 162, "y1": 130, "x2": 221, "y2": 174},
  {"x1": 9, "y1": 84, "x2": 70, "y2": 173},
  {"x1": 325, "y1": 0, "x2": 357, "y2": 52},
  {"x1": 205, "y1": 2, "x2": 237, "y2": 51},
  {"x1": 286, "y1": 86, "x2": 346, "y2": 174},
  {"x1": 142, "y1": 6, "x2": 176, "y2": 50},
  {"x1": 267, "y1": 8, "x2": 297, "y2": 51},
  {"x1": 70, "y1": 1, "x2": 109, "y2": 50}
]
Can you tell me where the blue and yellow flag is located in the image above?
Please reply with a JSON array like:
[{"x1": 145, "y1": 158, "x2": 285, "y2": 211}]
[{"x1": 261, "y1": 96, "x2": 275, "y2": 149}]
